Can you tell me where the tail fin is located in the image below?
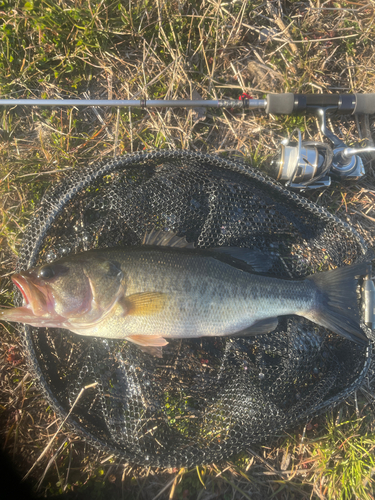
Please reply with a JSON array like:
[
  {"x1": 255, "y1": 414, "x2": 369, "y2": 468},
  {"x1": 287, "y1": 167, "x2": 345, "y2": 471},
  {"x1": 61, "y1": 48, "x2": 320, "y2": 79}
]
[{"x1": 305, "y1": 261, "x2": 371, "y2": 346}]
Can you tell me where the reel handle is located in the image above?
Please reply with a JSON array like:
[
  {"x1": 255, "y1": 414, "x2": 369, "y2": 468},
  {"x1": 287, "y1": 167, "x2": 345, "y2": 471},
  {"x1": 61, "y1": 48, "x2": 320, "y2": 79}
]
[{"x1": 339, "y1": 146, "x2": 375, "y2": 162}]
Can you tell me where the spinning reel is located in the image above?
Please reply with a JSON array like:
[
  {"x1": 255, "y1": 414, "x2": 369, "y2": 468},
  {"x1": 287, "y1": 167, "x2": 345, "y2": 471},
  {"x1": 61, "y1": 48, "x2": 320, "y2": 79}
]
[{"x1": 265, "y1": 105, "x2": 375, "y2": 190}]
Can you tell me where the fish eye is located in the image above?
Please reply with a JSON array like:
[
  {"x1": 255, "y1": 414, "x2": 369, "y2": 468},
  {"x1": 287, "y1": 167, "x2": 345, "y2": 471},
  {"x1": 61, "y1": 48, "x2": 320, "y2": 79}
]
[{"x1": 38, "y1": 265, "x2": 56, "y2": 280}]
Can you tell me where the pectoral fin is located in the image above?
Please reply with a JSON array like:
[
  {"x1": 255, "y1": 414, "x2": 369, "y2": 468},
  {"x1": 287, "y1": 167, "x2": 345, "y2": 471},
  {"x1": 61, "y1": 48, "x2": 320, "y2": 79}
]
[{"x1": 120, "y1": 292, "x2": 168, "y2": 316}]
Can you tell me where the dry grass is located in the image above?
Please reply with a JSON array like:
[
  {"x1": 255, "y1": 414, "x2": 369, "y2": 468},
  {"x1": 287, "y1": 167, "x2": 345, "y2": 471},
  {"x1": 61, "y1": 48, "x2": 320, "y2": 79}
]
[{"x1": 1, "y1": 0, "x2": 375, "y2": 498}]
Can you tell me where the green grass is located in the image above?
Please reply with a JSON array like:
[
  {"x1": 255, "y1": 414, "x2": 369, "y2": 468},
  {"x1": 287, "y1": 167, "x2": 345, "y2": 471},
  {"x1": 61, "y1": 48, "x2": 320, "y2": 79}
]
[
  {"x1": 1, "y1": 1, "x2": 375, "y2": 499},
  {"x1": 309, "y1": 415, "x2": 375, "y2": 499}
]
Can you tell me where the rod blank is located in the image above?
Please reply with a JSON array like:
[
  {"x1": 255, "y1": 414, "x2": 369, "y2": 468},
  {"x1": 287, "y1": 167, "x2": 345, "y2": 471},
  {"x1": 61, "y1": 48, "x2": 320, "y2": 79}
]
[{"x1": 0, "y1": 98, "x2": 267, "y2": 109}]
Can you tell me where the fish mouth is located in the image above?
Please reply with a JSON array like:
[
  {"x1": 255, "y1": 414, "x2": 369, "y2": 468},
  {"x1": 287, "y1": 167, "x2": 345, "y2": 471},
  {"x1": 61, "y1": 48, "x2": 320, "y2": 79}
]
[
  {"x1": 0, "y1": 272, "x2": 67, "y2": 329},
  {"x1": 12, "y1": 272, "x2": 54, "y2": 316},
  {"x1": 12, "y1": 274, "x2": 31, "y2": 305}
]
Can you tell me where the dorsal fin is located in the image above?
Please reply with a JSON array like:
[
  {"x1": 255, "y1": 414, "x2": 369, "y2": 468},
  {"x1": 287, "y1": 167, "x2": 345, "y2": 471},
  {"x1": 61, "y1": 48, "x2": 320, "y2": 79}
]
[
  {"x1": 142, "y1": 229, "x2": 194, "y2": 248},
  {"x1": 211, "y1": 247, "x2": 277, "y2": 273}
]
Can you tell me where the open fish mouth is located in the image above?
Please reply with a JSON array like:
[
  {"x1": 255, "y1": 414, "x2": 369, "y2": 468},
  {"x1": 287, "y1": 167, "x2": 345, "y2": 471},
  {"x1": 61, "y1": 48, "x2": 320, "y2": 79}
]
[
  {"x1": 12, "y1": 272, "x2": 54, "y2": 316},
  {"x1": 12, "y1": 273, "x2": 32, "y2": 306},
  {"x1": 0, "y1": 272, "x2": 66, "y2": 328}
]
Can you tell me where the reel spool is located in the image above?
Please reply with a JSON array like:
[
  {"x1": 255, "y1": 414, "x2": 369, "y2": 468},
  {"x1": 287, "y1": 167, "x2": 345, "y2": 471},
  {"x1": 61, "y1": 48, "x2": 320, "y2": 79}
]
[{"x1": 265, "y1": 130, "x2": 333, "y2": 189}]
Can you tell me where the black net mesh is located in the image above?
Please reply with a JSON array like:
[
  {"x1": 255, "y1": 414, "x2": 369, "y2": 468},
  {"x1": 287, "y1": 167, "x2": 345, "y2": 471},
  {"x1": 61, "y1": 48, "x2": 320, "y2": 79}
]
[{"x1": 16, "y1": 150, "x2": 372, "y2": 467}]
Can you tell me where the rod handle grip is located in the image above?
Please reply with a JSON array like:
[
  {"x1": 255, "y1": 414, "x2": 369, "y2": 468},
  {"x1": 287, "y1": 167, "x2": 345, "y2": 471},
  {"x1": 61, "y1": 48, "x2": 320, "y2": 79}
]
[
  {"x1": 266, "y1": 93, "x2": 375, "y2": 115},
  {"x1": 354, "y1": 94, "x2": 375, "y2": 115}
]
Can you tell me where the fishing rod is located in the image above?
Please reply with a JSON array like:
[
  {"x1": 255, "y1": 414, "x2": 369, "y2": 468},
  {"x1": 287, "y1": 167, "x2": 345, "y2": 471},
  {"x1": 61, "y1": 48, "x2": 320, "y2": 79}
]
[
  {"x1": 2, "y1": 92, "x2": 375, "y2": 189},
  {"x1": 1, "y1": 93, "x2": 375, "y2": 113}
]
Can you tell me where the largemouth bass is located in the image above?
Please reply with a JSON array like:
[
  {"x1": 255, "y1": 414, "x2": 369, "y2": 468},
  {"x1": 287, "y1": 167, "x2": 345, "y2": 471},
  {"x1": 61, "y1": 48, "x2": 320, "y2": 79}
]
[{"x1": 0, "y1": 231, "x2": 370, "y2": 356}]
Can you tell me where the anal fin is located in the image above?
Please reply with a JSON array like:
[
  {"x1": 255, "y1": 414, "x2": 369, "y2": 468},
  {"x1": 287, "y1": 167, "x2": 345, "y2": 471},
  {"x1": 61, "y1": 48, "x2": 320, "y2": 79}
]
[{"x1": 233, "y1": 317, "x2": 279, "y2": 336}]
